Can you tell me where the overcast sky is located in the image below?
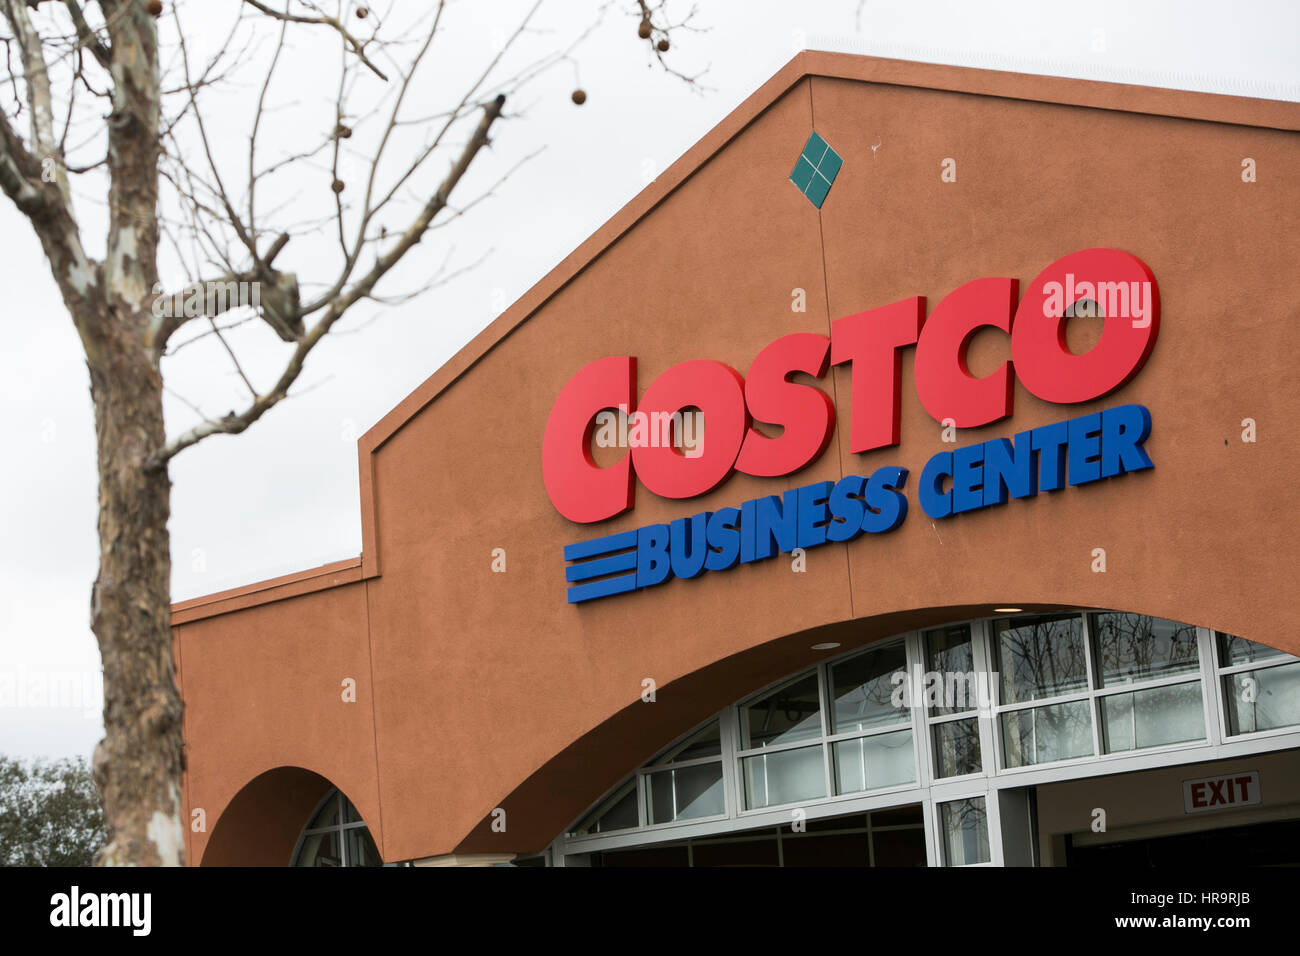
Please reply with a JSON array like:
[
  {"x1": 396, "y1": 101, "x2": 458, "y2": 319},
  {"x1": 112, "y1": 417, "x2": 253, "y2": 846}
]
[{"x1": 2, "y1": 0, "x2": 1297, "y2": 762}]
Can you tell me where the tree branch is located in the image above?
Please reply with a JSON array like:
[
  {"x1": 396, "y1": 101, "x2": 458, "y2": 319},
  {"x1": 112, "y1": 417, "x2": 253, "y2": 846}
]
[
  {"x1": 0, "y1": 70, "x2": 98, "y2": 353},
  {"x1": 150, "y1": 266, "x2": 302, "y2": 349},
  {"x1": 2, "y1": 0, "x2": 70, "y2": 203},
  {"x1": 62, "y1": 0, "x2": 111, "y2": 69},
  {"x1": 241, "y1": 0, "x2": 389, "y2": 81},
  {"x1": 151, "y1": 92, "x2": 507, "y2": 467}
]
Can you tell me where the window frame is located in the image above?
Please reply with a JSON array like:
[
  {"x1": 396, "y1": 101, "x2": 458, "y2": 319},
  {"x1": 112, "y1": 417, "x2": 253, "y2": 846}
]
[
  {"x1": 932, "y1": 790, "x2": 998, "y2": 867},
  {"x1": 921, "y1": 621, "x2": 993, "y2": 785},
  {"x1": 733, "y1": 635, "x2": 922, "y2": 815},
  {"x1": 1214, "y1": 632, "x2": 1300, "y2": 742},
  {"x1": 289, "y1": 788, "x2": 380, "y2": 867},
  {"x1": 557, "y1": 611, "x2": 1300, "y2": 864},
  {"x1": 990, "y1": 612, "x2": 1215, "y2": 773}
]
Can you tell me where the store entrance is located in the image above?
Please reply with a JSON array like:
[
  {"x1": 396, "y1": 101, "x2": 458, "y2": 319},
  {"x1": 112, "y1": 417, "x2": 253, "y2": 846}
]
[{"x1": 1066, "y1": 818, "x2": 1300, "y2": 867}]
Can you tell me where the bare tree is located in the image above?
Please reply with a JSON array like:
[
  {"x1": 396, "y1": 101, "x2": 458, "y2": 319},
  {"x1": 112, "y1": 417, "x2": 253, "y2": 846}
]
[{"x1": 0, "y1": 0, "x2": 700, "y2": 865}]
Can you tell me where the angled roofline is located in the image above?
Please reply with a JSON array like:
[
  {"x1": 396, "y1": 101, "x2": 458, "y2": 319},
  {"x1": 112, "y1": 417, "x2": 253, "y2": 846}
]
[
  {"x1": 172, "y1": 50, "x2": 1300, "y2": 623},
  {"x1": 358, "y1": 50, "x2": 1300, "y2": 456},
  {"x1": 171, "y1": 557, "x2": 366, "y2": 624}
]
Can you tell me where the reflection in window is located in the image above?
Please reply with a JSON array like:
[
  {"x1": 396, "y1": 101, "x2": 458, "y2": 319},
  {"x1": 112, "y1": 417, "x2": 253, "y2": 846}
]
[
  {"x1": 1223, "y1": 661, "x2": 1300, "y2": 735},
  {"x1": 1093, "y1": 613, "x2": 1200, "y2": 685},
  {"x1": 562, "y1": 613, "x2": 1300, "y2": 865},
  {"x1": 925, "y1": 624, "x2": 984, "y2": 779},
  {"x1": 939, "y1": 797, "x2": 990, "y2": 866},
  {"x1": 996, "y1": 614, "x2": 1087, "y2": 703},
  {"x1": 291, "y1": 789, "x2": 382, "y2": 867},
  {"x1": 1001, "y1": 699, "x2": 1094, "y2": 767},
  {"x1": 831, "y1": 643, "x2": 909, "y2": 732},
  {"x1": 1217, "y1": 632, "x2": 1289, "y2": 666},
  {"x1": 933, "y1": 717, "x2": 982, "y2": 777},
  {"x1": 925, "y1": 624, "x2": 977, "y2": 716},
  {"x1": 1216, "y1": 632, "x2": 1299, "y2": 737}
]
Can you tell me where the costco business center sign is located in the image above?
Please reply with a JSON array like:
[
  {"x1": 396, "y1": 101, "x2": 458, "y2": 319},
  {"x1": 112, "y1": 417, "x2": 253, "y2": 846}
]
[{"x1": 543, "y1": 249, "x2": 1160, "y2": 603}]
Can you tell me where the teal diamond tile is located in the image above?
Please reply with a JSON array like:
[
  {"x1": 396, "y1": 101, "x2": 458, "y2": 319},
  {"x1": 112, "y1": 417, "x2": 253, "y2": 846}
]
[
  {"x1": 803, "y1": 131, "x2": 829, "y2": 165},
  {"x1": 805, "y1": 172, "x2": 832, "y2": 208},
  {"x1": 790, "y1": 156, "x2": 816, "y2": 192},
  {"x1": 819, "y1": 148, "x2": 843, "y2": 184},
  {"x1": 791, "y1": 131, "x2": 842, "y2": 208}
]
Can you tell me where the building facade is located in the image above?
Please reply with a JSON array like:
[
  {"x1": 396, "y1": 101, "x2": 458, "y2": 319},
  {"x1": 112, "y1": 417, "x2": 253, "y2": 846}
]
[{"x1": 173, "y1": 53, "x2": 1300, "y2": 867}]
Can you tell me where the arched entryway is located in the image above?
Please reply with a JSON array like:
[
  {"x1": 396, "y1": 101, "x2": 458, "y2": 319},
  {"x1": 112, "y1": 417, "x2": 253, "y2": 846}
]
[{"x1": 201, "y1": 767, "x2": 379, "y2": 866}]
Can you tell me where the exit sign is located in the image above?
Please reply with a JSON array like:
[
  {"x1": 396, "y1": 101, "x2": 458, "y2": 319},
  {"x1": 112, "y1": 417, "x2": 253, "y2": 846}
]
[{"x1": 1182, "y1": 771, "x2": 1261, "y2": 814}]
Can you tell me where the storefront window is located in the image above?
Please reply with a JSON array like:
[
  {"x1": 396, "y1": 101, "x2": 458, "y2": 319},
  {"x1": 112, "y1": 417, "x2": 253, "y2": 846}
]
[
  {"x1": 926, "y1": 624, "x2": 978, "y2": 716},
  {"x1": 295, "y1": 830, "x2": 341, "y2": 867},
  {"x1": 996, "y1": 614, "x2": 1092, "y2": 768},
  {"x1": 994, "y1": 612, "x2": 1216, "y2": 765},
  {"x1": 1223, "y1": 661, "x2": 1300, "y2": 735},
  {"x1": 1001, "y1": 699, "x2": 1094, "y2": 767},
  {"x1": 648, "y1": 762, "x2": 725, "y2": 824},
  {"x1": 1217, "y1": 632, "x2": 1288, "y2": 666},
  {"x1": 825, "y1": 641, "x2": 916, "y2": 797},
  {"x1": 996, "y1": 614, "x2": 1088, "y2": 703},
  {"x1": 742, "y1": 745, "x2": 825, "y2": 809},
  {"x1": 561, "y1": 612, "x2": 1299, "y2": 866},
  {"x1": 925, "y1": 624, "x2": 984, "y2": 778},
  {"x1": 831, "y1": 643, "x2": 908, "y2": 732},
  {"x1": 832, "y1": 728, "x2": 915, "y2": 794},
  {"x1": 734, "y1": 640, "x2": 918, "y2": 809},
  {"x1": 1215, "y1": 633, "x2": 1300, "y2": 737},
  {"x1": 1092, "y1": 612, "x2": 1200, "y2": 684},
  {"x1": 1090, "y1": 613, "x2": 1205, "y2": 754},
  {"x1": 291, "y1": 789, "x2": 382, "y2": 867},
  {"x1": 742, "y1": 674, "x2": 822, "y2": 749},
  {"x1": 344, "y1": 827, "x2": 384, "y2": 867},
  {"x1": 739, "y1": 674, "x2": 830, "y2": 809},
  {"x1": 939, "y1": 797, "x2": 990, "y2": 866},
  {"x1": 650, "y1": 720, "x2": 721, "y2": 764},
  {"x1": 933, "y1": 717, "x2": 982, "y2": 777},
  {"x1": 1101, "y1": 681, "x2": 1205, "y2": 752},
  {"x1": 645, "y1": 721, "x2": 726, "y2": 825},
  {"x1": 570, "y1": 779, "x2": 637, "y2": 836},
  {"x1": 572, "y1": 721, "x2": 727, "y2": 835}
]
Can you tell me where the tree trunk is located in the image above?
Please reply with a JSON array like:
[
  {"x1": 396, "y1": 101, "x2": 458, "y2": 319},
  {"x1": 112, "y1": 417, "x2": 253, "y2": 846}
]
[{"x1": 86, "y1": 311, "x2": 185, "y2": 867}]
